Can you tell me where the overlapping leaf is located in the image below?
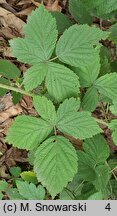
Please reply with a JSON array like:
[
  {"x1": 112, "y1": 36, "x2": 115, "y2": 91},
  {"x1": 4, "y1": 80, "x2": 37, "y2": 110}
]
[
  {"x1": 6, "y1": 116, "x2": 53, "y2": 150},
  {"x1": 72, "y1": 55, "x2": 100, "y2": 87},
  {"x1": 82, "y1": 87, "x2": 99, "y2": 112},
  {"x1": 34, "y1": 136, "x2": 78, "y2": 198},
  {"x1": 83, "y1": 135, "x2": 110, "y2": 165},
  {"x1": 10, "y1": 5, "x2": 58, "y2": 64},
  {"x1": 82, "y1": 0, "x2": 117, "y2": 18},
  {"x1": 109, "y1": 23, "x2": 117, "y2": 44},
  {"x1": 93, "y1": 165, "x2": 111, "y2": 193},
  {"x1": 23, "y1": 63, "x2": 47, "y2": 91},
  {"x1": 95, "y1": 73, "x2": 117, "y2": 102},
  {"x1": 33, "y1": 96, "x2": 56, "y2": 125},
  {"x1": 57, "y1": 97, "x2": 80, "y2": 121},
  {"x1": 56, "y1": 24, "x2": 109, "y2": 67},
  {"x1": 0, "y1": 60, "x2": 20, "y2": 79},
  {"x1": 56, "y1": 111, "x2": 102, "y2": 139},
  {"x1": 51, "y1": 11, "x2": 72, "y2": 33},
  {"x1": 69, "y1": 0, "x2": 93, "y2": 24},
  {"x1": 45, "y1": 63, "x2": 80, "y2": 102}
]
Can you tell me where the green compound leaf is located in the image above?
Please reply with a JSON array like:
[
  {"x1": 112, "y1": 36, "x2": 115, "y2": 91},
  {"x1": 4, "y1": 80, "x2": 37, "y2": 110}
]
[
  {"x1": 56, "y1": 111, "x2": 102, "y2": 140},
  {"x1": 16, "y1": 181, "x2": 45, "y2": 200},
  {"x1": 45, "y1": 63, "x2": 80, "y2": 102},
  {"x1": 10, "y1": 5, "x2": 58, "y2": 64},
  {"x1": 0, "y1": 60, "x2": 20, "y2": 79},
  {"x1": 6, "y1": 116, "x2": 53, "y2": 150},
  {"x1": 33, "y1": 96, "x2": 56, "y2": 125},
  {"x1": 23, "y1": 63, "x2": 47, "y2": 91},
  {"x1": 82, "y1": 87, "x2": 99, "y2": 112},
  {"x1": 83, "y1": 134, "x2": 110, "y2": 165},
  {"x1": 57, "y1": 97, "x2": 80, "y2": 122},
  {"x1": 95, "y1": 73, "x2": 117, "y2": 102},
  {"x1": 56, "y1": 24, "x2": 109, "y2": 67},
  {"x1": 69, "y1": 0, "x2": 93, "y2": 24},
  {"x1": 109, "y1": 119, "x2": 117, "y2": 145},
  {"x1": 34, "y1": 136, "x2": 78, "y2": 198}
]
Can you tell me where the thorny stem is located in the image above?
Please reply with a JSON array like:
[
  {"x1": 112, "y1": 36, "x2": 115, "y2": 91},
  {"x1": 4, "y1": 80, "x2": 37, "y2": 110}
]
[{"x1": 0, "y1": 83, "x2": 110, "y2": 127}]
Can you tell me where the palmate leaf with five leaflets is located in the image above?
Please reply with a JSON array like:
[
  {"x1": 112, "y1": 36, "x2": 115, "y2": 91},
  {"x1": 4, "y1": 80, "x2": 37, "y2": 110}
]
[
  {"x1": 34, "y1": 136, "x2": 78, "y2": 198},
  {"x1": 10, "y1": 5, "x2": 58, "y2": 64},
  {"x1": 56, "y1": 24, "x2": 109, "y2": 67},
  {"x1": 6, "y1": 116, "x2": 53, "y2": 150}
]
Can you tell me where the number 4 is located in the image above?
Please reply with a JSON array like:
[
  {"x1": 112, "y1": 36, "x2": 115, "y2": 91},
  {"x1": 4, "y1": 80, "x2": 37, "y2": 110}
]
[{"x1": 105, "y1": 203, "x2": 111, "y2": 211}]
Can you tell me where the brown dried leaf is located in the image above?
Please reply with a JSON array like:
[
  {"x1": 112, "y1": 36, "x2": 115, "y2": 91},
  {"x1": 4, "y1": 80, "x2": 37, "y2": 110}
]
[
  {"x1": 0, "y1": 7, "x2": 25, "y2": 36},
  {"x1": 0, "y1": 104, "x2": 22, "y2": 123},
  {"x1": 46, "y1": 0, "x2": 62, "y2": 12},
  {"x1": 31, "y1": 0, "x2": 40, "y2": 7},
  {"x1": 16, "y1": 6, "x2": 35, "y2": 16}
]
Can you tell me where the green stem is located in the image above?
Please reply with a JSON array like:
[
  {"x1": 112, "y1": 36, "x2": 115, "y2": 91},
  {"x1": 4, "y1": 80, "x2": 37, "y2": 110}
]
[
  {"x1": 0, "y1": 83, "x2": 34, "y2": 97},
  {"x1": 0, "y1": 83, "x2": 110, "y2": 128},
  {"x1": 49, "y1": 56, "x2": 58, "y2": 62},
  {"x1": 95, "y1": 118, "x2": 109, "y2": 126}
]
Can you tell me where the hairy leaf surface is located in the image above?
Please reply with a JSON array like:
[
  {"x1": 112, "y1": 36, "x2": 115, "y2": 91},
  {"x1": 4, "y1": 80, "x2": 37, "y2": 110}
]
[
  {"x1": 10, "y1": 5, "x2": 58, "y2": 64},
  {"x1": 95, "y1": 73, "x2": 117, "y2": 101},
  {"x1": 46, "y1": 63, "x2": 80, "y2": 102},
  {"x1": 34, "y1": 136, "x2": 78, "y2": 198},
  {"x1": 57, "y1": 111, "x2": 102, "y2": 139},
  {"x1": 33, "y1": 96, "x2": 56, "y2": 125},
  {"x1": 56, "y1": 24, "x2": 109, "y2": 67},
  {"x1": 6, "y1": 116, "x2": 53, "y2": 150},
  {"x1": 23, "y1": 63, "x2": 47, "y2": 91}
]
